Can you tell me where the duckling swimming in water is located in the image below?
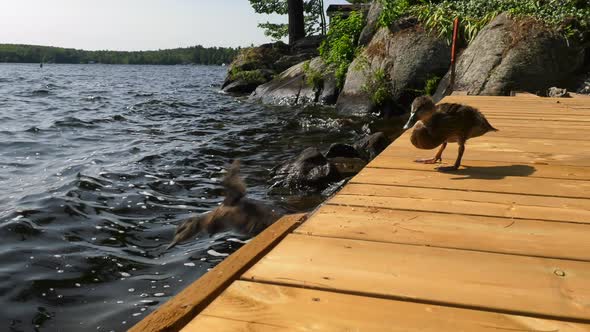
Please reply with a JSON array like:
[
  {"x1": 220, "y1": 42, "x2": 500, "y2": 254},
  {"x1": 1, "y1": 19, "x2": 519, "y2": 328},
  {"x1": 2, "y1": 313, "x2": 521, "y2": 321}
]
[
  {"x1": 167, "y1": 160, "x2": 283, "y2": 249},
  {"x1": 403, "y1": 96, "x2": 498, "y2": 172}
]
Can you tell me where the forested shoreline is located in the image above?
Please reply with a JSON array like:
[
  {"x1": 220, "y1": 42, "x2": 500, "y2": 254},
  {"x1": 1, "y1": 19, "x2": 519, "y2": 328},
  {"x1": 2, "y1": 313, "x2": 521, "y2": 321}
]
[{"x1": 0, "y1": 44, "x2": 239, "y2": 65}]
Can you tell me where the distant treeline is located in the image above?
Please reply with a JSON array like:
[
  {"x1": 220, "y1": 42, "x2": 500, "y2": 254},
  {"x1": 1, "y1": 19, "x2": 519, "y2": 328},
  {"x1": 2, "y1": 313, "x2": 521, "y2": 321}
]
[{"x1": 0, "y1": 44, "x2": 240, "y2": 65}]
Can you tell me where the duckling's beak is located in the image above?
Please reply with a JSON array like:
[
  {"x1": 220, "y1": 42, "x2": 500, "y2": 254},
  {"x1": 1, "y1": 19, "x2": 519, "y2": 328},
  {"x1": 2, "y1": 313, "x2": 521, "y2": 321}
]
[{"x1": 403, "y1": 113, "x2": 418, "y2": 130}]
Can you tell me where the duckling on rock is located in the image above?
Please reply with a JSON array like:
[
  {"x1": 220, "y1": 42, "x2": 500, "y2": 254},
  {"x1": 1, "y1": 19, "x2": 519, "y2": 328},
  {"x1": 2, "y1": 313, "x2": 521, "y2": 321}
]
[{"x1": 402, "y1": 96, "x2": 498, "y2": 172}]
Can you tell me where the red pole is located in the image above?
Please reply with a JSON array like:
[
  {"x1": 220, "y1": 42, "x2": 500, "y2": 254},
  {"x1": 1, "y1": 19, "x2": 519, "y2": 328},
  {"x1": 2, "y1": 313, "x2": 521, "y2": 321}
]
[{"x1": 450, "y1": 17, "x2": 460, "y2": 92}]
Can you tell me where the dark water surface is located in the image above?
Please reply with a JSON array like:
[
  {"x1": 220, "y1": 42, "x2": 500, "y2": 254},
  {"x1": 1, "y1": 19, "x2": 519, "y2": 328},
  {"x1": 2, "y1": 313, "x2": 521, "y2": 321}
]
[{"x1": 0, "y1": 64, "x2": 368, "y2": 331}]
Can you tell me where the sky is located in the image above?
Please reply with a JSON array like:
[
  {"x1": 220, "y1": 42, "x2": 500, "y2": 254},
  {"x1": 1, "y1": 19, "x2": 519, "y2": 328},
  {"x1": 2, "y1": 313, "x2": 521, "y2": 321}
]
[{"x1": 0, "y1": 0, "x2": 349, "y2": 51}]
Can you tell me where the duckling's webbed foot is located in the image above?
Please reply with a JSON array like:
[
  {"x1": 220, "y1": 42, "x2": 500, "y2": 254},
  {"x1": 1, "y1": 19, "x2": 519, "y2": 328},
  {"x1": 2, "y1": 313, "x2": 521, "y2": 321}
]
[
  {"x1": 414, "y1": 142, "x2": 447, "y2": 164},
  {"x1": 437, "y1": 141, "x2": 464, "y2": 172},
  {"x1": 415, "y1": 157, "x2": 441, "y2": 164}
]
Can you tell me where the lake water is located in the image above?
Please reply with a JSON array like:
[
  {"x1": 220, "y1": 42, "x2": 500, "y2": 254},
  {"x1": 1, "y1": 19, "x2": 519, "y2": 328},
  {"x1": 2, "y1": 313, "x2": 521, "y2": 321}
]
[{"x1": 0, "y1": 63, "x2": 367, "y2": 331}]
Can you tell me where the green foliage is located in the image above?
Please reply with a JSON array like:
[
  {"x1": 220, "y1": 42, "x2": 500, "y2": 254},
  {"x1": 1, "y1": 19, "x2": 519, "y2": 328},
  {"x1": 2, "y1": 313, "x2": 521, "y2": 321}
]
[
  {"x1": 258, "y1": 22, "x2": 290, "y2": 40},
  {"x1": 249, "y1": 0, "x2": 327, "y2": 40},
  {"x1": 378, "y1": 0, "x2": 590, "y2": 43},
  {"x1": 423, "y1": 75, "x2": 441, "y2": 96},
  {"x1": 378, "y1": 0, "x2": 411, "y2": 28},
  {"x1": 304, "y1": 0, "x2": 328, "y2": 36},
  {"x1": 319, "y1": 11, "x2": 365, "y2": 88},
  {"x1": 229, "y1": 69, "x2": 268, "y2": 84},
  {"x1": 362, "y1": 68, "x2": 392, "y2": 106},
  {"x1": 0, "y1": 44, "x2": 239, "y2": 65},
  {"x1": 302, "y1": 60, "x2": 324, "y2": 89},
  {"x1": 249, "y1": 0, "x2": 288, "y2": 14}
]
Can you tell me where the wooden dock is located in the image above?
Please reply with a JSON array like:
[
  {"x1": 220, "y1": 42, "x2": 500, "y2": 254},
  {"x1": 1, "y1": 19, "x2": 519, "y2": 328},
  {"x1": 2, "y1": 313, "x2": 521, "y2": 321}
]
[{"x1": 132, "y1": 95, "x2": 590, "y2": 332}]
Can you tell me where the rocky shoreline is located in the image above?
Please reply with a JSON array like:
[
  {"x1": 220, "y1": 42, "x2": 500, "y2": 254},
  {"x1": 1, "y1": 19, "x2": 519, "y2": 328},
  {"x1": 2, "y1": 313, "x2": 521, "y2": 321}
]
[{"x1": 221, "y1": 1, "x2": 590, "y2": 193}]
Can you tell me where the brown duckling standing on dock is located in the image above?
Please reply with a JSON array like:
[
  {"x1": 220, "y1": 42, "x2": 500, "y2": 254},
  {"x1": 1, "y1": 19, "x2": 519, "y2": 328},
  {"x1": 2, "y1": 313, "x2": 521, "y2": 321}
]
[
  {"x1": 167, "y1": 160, "x2": 283, "y2": 249},
  {"x1": 403, "y1": 96, "x2": 498, "y2": 172}
]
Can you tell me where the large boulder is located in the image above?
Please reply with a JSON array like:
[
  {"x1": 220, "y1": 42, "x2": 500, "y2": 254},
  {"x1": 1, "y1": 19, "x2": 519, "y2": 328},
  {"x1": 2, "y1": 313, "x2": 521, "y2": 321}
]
[
  {"x1": 270, "y1": 147, "x2": 341, "y2": 190},
  {"x1": 222, "y1": 37, "x2": 323, "y2": 94},
  {"x1": 326, "y1": 143, "x2": 362, "y2": 159},
  {"x1": 291, "y1": 35, "x2": 324, "y2": 56},
  {"x1": 358, "y1": 1, "x2": 384, "y2": 46},
  {"x1": 547, "y1": 87, "x2": 570, "y2": 98},
  {"x1": 354, "y1": 132, "x2": 391, "y2": 161},
  {"x1": 336, "y1": 19, "x2": 451, "y2": 117},
  {"x1": 222, "y1": 69, "x2": 275, "y2": 94},
  {"x1": 578, "y1": 73, "x2": 590, "y2": 95},
  {"x1": 434, "y1": 13, "x2": 586, "y2": 99},
  {"x1": 325, "y1": 132, "x2": 391, "y2": 162},
  {"x1": 222, "y1": 42, "x2": 289, "y2": 93},
  {"x1": 250, "y1": 57, "x2": 339, "y2": 106}
]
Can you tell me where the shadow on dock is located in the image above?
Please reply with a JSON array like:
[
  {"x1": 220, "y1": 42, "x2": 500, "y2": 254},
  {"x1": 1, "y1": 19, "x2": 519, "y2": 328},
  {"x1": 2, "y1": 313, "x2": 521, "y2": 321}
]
[{"x1": 449, "y1": 164, "x2": 536, "y2": 180}]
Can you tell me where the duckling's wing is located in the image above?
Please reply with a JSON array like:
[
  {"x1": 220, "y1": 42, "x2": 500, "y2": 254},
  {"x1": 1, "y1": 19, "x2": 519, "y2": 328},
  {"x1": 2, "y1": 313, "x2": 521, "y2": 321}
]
[
  {"x1": 222, "y1": 160, "x2": 246, "y2": 206},
  {"x1": 430, "y1": 104, "x2": 493, "y2": 140},
  {"x1": 427, "y1": 104, "x2": 470, "y2": 140}
]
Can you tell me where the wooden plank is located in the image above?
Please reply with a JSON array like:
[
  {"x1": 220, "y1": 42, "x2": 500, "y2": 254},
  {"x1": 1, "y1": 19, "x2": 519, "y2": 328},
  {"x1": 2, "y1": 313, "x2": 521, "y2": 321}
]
[
  {"x1": 367, "y1": 156, "x2": 590, "y2": 181},
  {"x1": 129, "y1": 213, "x2": 307, "y2": 332},
  {"x1": 481, "y1": 134, "x2": 590, "y2": 146},
  {"x1": 296, "y1": 204, "x2": 590, "y2": 261},
  {"x1": 468, "y1": 128, "x2": 590, "y2": 141},
  {"x1": 512, "y1": 92, "x2": 540, "y2": 97},
  {"x1": 339, "y1": 183, "x2": 590, "y2": 211},
  {"x1": 458, "y1": 106, "x2": 585, "y2": 113},
  {"x1": 487, "y1": 120, "x2": 590, "y2": 127},
  {"x1": 381, "y1": 146, "x2": 590, "y2": 167},
  {"x1": 393, "y1": 135, "x2": 590, "y2": 156},
  {"x1": 485, "y1": 114, "x2": 590, "y2": 122},
  {"x1": 242, "y1": 234, "x2": 590, "y2": 322},
  {"x1": 329, "y1": 194, "x2": 590, "y2": 224},
  {"x1": 442, "y1": 95, "x2": 583, "y2": 104},
  {"x1": 381, "y1": 143, "x2": 590, "y2": 168},
  {"x1": 475, "y1": 108, "x2": 590, "y2": 116},
  {"x1": 391, "y1": 131, "x2": 590, "y2": 153},
  {"x1": 183, "y1": 316, "x2": 278, "y2": 331},
  {"x1": 350, "y1": 168, "x2": 590, "y2": 199},
  {"x1": 440, "y1": 97, "x2": 590, "y2": 115},
  {"x1": 183, "y1": 281, "x2": 590, "y2": 332}
]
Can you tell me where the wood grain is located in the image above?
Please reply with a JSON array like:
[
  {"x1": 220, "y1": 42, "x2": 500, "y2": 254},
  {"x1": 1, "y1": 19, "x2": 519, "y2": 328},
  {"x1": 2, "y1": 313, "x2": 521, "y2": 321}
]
[
  {"x1": 138, "y1": 95, "x2": 590, "y2": 331},
  {"x1": 328, "y1": 194, "x2": 590, "y2": 224},
  {"x1": 183, "y1": 281, "x2": 590, "y2": 331},
  {"x1": 242, "y1": 234, "x2": 590, "y2": 321},
  {"x1": 349, "y1": 168, "x2": 590, "y2": 199},
  {"x1": 339, "y1": 183, "x2": 590, "y2": 211},
  {"x1": 367, "y1": 156, "x2": 590, "y2": 180},
  {"x1": 295, "y1": 204, "x2": 590, "y2": 261},
  {"x1": 381, "y1": 138, "x2": 590, "y2": 167},
  {"x1": 129, "y1": 213, "x2": 307, "y2": 332}
]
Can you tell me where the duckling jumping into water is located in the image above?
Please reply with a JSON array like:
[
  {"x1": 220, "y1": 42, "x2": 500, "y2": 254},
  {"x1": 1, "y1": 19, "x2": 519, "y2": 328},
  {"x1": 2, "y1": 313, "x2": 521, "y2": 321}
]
[
  {"x1": 403, "y1": 96, "x2": 498, "y2": 172},
  {"x1": 167, "y1": 160, "x2": 283, "y2": 249}
]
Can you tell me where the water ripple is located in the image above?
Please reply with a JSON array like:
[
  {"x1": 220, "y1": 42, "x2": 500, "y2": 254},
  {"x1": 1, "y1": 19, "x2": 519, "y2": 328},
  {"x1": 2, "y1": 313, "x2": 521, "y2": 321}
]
[{"x1": 0, "y1": 63, "x2": 366, "y2": 332}]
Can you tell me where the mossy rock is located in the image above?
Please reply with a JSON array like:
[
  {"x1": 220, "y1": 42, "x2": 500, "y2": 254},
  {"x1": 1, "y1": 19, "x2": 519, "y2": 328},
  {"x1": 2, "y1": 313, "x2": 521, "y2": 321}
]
[{"x1": 434, "y1": 13, "x2": 586, "y2": 99}]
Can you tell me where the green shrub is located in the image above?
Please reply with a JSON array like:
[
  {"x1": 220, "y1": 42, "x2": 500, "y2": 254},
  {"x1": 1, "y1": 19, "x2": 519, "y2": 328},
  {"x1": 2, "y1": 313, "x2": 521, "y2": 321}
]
[
  {"x1": 423, "y1": 75, "x2": 441, "y2": 96},
  {"x1": 302, "y1": 60, "x2": 324, "y2": 89},
  {"x1": 319, "y1": 11, "x2": 365, "y2": 89},
  {"x1": 378, "y1": 0, "x2": 590, "y2": 44},
  {"x1": 378, "y1": 0, "x2": 412, "y2": 28},
  {"x1": 229, "y1": 69, "x2": 267, "y2": 84},
  {"x1": 362, "y1": 68, "x2": 392, "y2": 106}
]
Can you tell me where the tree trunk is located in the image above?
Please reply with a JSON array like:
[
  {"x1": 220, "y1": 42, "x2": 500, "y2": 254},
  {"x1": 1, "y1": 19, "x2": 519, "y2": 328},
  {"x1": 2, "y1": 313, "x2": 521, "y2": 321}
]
[
  {"x1": 319, "y1": 0, "x2": 326, "y2": 35},
  {"x1": 288, "y1": 0, "x2": 305, "y2": 45}
]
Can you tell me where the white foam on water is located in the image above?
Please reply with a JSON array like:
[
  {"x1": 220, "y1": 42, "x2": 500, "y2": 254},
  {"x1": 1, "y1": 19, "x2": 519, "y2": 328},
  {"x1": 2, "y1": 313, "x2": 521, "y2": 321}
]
[{"x1": 207, "y1": 249, "x2": 229, "y2": 257}]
